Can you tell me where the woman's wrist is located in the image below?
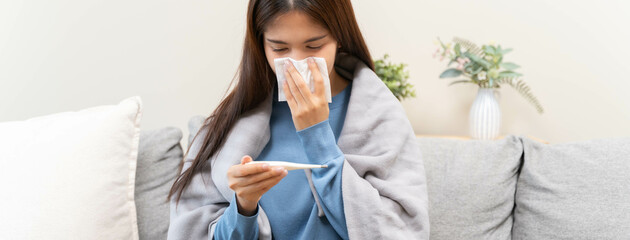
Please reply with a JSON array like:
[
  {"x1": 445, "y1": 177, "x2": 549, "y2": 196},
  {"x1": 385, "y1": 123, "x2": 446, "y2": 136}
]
[
  {"x1": 236, "y1": 196, "x2": 258, "y2": 216},
  {"x1": 296, "y1": 119, "x2": 343, "y2": 165}
]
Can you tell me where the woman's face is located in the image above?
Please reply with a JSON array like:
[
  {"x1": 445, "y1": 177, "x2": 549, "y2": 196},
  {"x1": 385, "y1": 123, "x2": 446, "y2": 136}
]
[{"x1": 263, "y1": 11, "x2": 338, "y2": 78}]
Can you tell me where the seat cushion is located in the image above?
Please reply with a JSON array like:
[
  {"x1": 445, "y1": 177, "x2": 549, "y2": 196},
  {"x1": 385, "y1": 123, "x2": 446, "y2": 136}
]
[
  {"x1": 136, "y1": 127, "x2": 183, "y2": 240},
  {"x1": 417, "y1": 135, "x2": 523, "y2": 240},
  {"x1": 513, "y1": 137, "x2": 630, "y2": 239},
  {"x1": 0, "y1": 96, "x2": 142, "y2": 240}
]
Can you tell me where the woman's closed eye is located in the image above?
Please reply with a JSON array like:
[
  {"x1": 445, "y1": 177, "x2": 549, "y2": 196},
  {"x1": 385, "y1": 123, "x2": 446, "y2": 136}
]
[
  {"x1": 272, "y1": 45, "x2": 323, "y2": 52},
  {"x1": 306, "y1": 45, "x2": 323, "y2": 50}
]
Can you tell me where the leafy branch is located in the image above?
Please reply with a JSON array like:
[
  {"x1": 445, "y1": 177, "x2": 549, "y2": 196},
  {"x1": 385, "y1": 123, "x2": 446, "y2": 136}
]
[
  {"x1": 496, "y1": 77, "x2": 545, "y2": 114},
  {"x1": 374, "y1": 54, "x2": 416, "y2": 101},
  {"x1": 434, "y1": 37, "x2": 544, "y2": 114}
]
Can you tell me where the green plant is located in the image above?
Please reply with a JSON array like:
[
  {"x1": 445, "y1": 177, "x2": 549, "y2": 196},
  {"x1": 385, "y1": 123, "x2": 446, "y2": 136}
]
[
  {"x1": 374, "y1": 54, "x2": 416, "y2": 101},
  {"x1": 434, "y1": 37, "x2": 544, "y2": 114}
]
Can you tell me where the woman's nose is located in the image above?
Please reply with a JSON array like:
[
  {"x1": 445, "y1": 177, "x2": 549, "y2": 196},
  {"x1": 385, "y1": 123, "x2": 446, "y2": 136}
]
[{"x1": 289, "y1": 52, "x2": 311, "y2": 61}]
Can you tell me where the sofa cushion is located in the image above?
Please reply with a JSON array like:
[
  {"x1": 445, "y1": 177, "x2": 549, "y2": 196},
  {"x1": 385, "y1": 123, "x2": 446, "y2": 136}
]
[
  {"x1": 513, "y1": 137, "x2": 630, "y2": 239},
  {"x1": 417, "y1": 135, "x2": 523, "y2": 240},
  {"x1": 136, "y1": 127, "x2": 183, "y2": 240},
  {"x1": 0, "y1": 96, "x2": 142, "y2": 240}
]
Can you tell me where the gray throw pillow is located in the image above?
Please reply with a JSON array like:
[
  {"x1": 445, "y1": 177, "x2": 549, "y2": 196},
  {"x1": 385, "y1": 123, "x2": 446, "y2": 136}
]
[
  {"x1": 513, "y1": 137, "x2": 630, "y2": 240},
  {"x1": 417, "y1": 135, "x2": 523, "y2": 240},
  {"x1": 136, "y1": 127, "x2": 183, "y2": 240}
]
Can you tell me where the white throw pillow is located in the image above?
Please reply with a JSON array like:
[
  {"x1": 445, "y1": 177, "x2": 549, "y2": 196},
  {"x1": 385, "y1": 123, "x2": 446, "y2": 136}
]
[{"x1": 0, "y1": 96, "x2": 142, "y2": 240}]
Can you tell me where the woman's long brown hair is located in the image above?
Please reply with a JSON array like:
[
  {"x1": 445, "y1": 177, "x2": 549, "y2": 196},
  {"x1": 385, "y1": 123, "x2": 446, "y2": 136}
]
[{"x1": 168, "y1": 0, "x2": 374, "y2": 205}]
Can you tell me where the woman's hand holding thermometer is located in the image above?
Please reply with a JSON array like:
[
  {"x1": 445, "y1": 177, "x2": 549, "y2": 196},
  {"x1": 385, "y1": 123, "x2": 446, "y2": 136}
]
[{"x1": 227, "y1": 155, "x2": 288, "y2": 216}]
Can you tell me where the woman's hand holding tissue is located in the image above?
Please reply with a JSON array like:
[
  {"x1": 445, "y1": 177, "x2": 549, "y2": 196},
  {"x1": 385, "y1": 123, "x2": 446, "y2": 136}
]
[
  {"x1": 227, "y1": 155, "x2": 288, "y2": 216},
  {"x1": 282, "y1": 57, "x2": 329, "y2": 131}
]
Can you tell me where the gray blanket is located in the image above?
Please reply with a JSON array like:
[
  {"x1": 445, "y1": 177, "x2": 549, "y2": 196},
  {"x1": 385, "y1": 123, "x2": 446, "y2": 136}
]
[{"x1": 167, "y1": 53, "x2": 430, "y2": 239}]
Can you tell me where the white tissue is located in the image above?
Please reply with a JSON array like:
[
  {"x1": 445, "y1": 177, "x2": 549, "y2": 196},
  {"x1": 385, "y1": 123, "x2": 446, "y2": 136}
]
[{"x1": 274, "y1": 57, "x2": 332, "y2": 103}]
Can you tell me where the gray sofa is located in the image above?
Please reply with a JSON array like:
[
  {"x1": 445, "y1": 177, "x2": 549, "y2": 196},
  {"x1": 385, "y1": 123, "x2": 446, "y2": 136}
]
[{"x1": 137, "y1": 116, "x2": 630, "y2": 240}]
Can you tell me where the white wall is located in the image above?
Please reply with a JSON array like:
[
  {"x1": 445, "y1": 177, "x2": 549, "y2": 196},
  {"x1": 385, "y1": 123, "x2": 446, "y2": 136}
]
[{"x1": 1, "y1": 0, "x2": 629, "y2": 146}]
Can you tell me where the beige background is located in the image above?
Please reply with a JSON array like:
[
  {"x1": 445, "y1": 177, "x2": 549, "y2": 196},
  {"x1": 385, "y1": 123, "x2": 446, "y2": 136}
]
[{"x1": 1, "y1": 0, "x2": 629, "y2": 147}]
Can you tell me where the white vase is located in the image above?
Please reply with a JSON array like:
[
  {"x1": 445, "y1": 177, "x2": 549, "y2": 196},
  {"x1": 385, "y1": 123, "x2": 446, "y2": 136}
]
[{"x1": 469, "y1": 87, "x2": 501, "y2": 140}]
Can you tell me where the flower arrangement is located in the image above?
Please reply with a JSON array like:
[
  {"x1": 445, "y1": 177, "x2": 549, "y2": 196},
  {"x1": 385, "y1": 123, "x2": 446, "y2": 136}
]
[
  {"x1": 374, "y1": 54, "x2": 416, "y2": 101},
  {"x1": 434, "y1": 37, "x2": 544, "y2": 114}
]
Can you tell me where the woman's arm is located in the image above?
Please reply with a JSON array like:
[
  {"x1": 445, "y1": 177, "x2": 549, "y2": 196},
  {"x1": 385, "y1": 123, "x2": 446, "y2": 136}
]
[
  {"x1": 296, "y1": 118, "x2": 349, "y2": 239},
  {"x1": 215, "y1": 155, "x2": 287, "y2": 239},
  {"x1": 212, "y1": 193, "x2": 259, "y2": 240}
]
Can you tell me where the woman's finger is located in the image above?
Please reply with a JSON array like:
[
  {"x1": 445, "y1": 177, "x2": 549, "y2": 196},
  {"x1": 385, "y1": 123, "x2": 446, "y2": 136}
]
[
  {"x1": 307, "y1": 57, "x2": 325, "y2": 99},
  {"x1": 282, "y1": 81, "x2": 299, "y2": 113},
  {"x1": 237, "y1": 167, "x2": 286, "y2": 187},
  {"x1": 284, "y1": 67, "x2": 306, "y2": 107},
  {"x1": 240, "y1": 155, "x2": 253, "y2": 164},
  {"x1": 240, "y1": 171, "x2": 287, "y2": 194},
  {"x1": 231, "y1": 162, "x2": 269, "y2": 178},
  {"x1": 286, "y1": 60, "x2": 314, "y2": 103},
  {"x1": 285, "y1": 60, "x2": 313, "y2": 105}
]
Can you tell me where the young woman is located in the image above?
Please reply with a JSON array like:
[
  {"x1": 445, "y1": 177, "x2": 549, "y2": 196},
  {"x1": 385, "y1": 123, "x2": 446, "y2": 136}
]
[{"x1": 167, "y1": 0, "x2": 429, "y2": 239}]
